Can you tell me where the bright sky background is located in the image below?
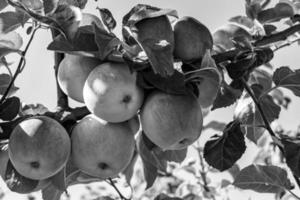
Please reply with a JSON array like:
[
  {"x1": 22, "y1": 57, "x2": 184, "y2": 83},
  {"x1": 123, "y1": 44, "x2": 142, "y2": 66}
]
[{"x1": 3, "y1": 0, "x2": 300, "y2": 199}]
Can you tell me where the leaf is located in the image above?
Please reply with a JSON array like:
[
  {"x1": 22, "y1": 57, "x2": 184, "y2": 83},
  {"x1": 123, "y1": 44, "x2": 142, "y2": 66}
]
[
  {"x1": 5, "y1": 160, "x2": 39, "y2": 193},
  {"x1": 138, "y1": 69, "x2": 187, "y2": 95},
  {"x1": 0, "y1": 96, "x2": 20, "y2": 121},
  {"x1": 42, "y1": 184, "x2": 64, "y2": 200},
  {"x1": 152, "y1": 148, "x2": 187, "y2": 163},
  {"x1": 93, "y1": 23, "x2": 121, "y2": 60},
  {"x1": 122, "y1": 4, "x2": 178, "y2": 27},
  {"x1": 43, "y1": 0, "x2": 59, "y2": 14},
  {"x1": 233, "y1": 164, "x2": 293, "y2": 193},
  {"x1": 137, "y1": 132, "x2": 167, "y2": 188},
  {"x1": 50, "y1": 167, "x2": 66, "y2": 191},
  {"x1": 97, "y1": 8, "x2": 117, "y2": 31},
  {"x1": 0, "y1": 11, "x2": 28, "y2": 33},
  {"x1": 245, "y1": 0, "x2": 262, "y2": 19},
  {"x1": 282, "y1": 137, "x2": 300, "y2": 177},
  {"x1": 204, "y1": 120, "x2": 246, "y2": 171},
  {"x1": 122, "y1": 147, "x2": 138, "y2": 185},
  {"x1": 273, "y1": 66, "x2": 300, "y2": 97},
  {"x1": 248, "y1": 67, "x2": 273, "y2": 91},
  {"x1": 154, "y1": 193, "x2": 182, "y2": 200},
  {"x1": 185, "y1": 52, "x2": 222, "y2": 108},
  {"x1": 0, "y1": 31, "x2": 23, "y2": 58},
  {"x1": 212, "y1": 81, "x2": 243, "y2": 110},
  {"x1": 0, "y1": 73, "x2": 19, "y2": 96}
]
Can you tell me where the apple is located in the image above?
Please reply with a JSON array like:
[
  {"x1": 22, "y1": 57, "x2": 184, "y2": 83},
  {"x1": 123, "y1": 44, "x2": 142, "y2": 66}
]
[
  {"x1": 140, "y1": 91, "x2": 203, "y2": 151},
  {"x1": 8, "y1": 116, "x2": 71, "y2": 180},
  {"x1": 58, "y1": 54, "x2": 102, "y2": 103},
  {"x1": 71, "y1": 114, "x2": 136, "y2": 179},
  {"x1": 83, "y1": 62, "x2": 144, "y2": 123},
  {"x1": 173, "y1": 16, "x2": 213, "y2": 61}
]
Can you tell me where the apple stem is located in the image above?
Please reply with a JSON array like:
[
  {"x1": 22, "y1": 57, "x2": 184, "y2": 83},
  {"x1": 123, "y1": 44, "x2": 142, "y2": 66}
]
[
  {"x1": 51, "y1": 29, "x2": 69, "y2": 111},
  {"x1": 107, "y1": 178, "x2": 130, "y2": 200},
  {"x1": 242, "y1": 78, "x2": 300, "y2": 193}
]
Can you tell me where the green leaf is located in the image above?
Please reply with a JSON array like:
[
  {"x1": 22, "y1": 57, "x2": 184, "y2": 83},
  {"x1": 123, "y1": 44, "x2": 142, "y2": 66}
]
[
  {"x1": 50, "y1": 167, "x2": 66, "y2": 191},
  {"x1": 58, "y1": 0, "x2": 87, "y2": 9},
  {"x1": 93, "y1": 23, "x2": 121, "y2": 60},
  {"x1": 0, "y1": 31, "x2": 23, "y2": 58},
  {"x1": 203, "y1": 121, "x2": 226, "y2": 132},
  {"x1": 273, "y1": 66, "x2": 300, "y2": 97},
  {"x1": 0, "y1": 73, "x2": 19, "y2": 96},
  {"x1": 282, "y1": 137, "x2": 300, "y2": 177},
  {"x1": 185, "y1": 52, "x2": 222, "y2": 108},
  {"x1": 204, "y1": 120, "x2": 246, "y2": 171},
  {"x1": 19, "y1": 103, "x2": 49, "y2": 116},
  {"x1": 212, "y1": 81, "x2": 243, "y2": 110},
  {"x1": 233, "y1": 164, "x2": 293, "y2": 193},
  {"x1": 245, "y1": 0, "x2": 262, "y2": 20},
  {"x1": 122, "y1": 4, "x2": 178, "y2": 27},
  {"x1": 0, "y1": 11, "x2": 27, "y2": 33},
  {"x1": 42, "y1": 184, "x2": 63, "y2": 200},
  {"x1": 0, "y1": 96, "x2": 20, "y2": 121},
  {"x1": 122, "y1": 148, "x2": 138, "y2": 185},
  {"x1": 5, "y1": 160, "x2": 39, "y2": 194},
  {"x1": 97, "y1": 8, "x2": 116, "y2": 31}
]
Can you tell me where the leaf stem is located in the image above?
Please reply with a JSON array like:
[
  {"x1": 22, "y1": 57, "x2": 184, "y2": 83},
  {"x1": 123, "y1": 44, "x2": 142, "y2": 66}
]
[
  {"x1": 286, "y1": 189, "x2": 300, "y2": 200},
  {"x1": 242, "y1": 78, "x2": 300, "y2": 193},
  {"x1": 106, "y1": 178, "x2": 130, "y2": 200},
  {"x1": 0, "y1": 26, "x2": 39, "y2": 105}
]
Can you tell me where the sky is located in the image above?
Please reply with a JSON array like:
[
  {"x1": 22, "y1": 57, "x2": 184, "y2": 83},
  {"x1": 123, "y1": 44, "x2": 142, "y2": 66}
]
[{"x1": 3, "y1": 0, "x2": 300, "y2": 199}]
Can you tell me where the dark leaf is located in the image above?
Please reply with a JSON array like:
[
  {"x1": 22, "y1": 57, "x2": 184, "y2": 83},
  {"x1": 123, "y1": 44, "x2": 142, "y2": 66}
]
[
  {"x1": 252, "y1": 84, "x2": 281, "y2": 123},
  {"x1": 97, "y1": 8, "x2": 116, "y2": 31},
  {"x1": 203, "y1": 121, "x2": 226, "y2": 132},
  {"x1": 221, "y1": 179, "x2": 232, "y2": 188},
  {"x1": 227, "y1": 164, "x2": 240, "y2": 179},
  {"x1": 185, "y1": 53, "x2": 222, "y2": 108},
  {"x1": 245, "y1": 0, "x2": 262, "y2": 19},
  {"x1": 0, "y1": 73, "x2": 19, "y2": 96},
  {"x1": 50, "y1": 167, "x2": 66, "y2": 191},
  {"x1": 5, "y1": 160, "x2": 39, "y2": 193},
  {"x1": 43, "y1": 0, "x2": 59, "y2": 14},
  {"x1": 137, "y1": 132, "x2": 167, "y2": 188},
  {"x1": 212, "y1": 81, "x2": 243, "y2": 110},
  {"x1": 93, "y1": 23, "x2": 121, "y2": 60},
  {"x1": 233, "y1": 164, "x2": 293, "y2": 193},
  {"x1": 0, "y1": 96, "x2": 20, "y2": 121},
  {"x1": 122, "y1": 4, "x2": 178, "y2": 27},
  {"x1": 263, "y1": 24, "x2": 277, "y2": 35},
  {"x1": 282, "y1": 137, "x2": 300, "y2": 177},
  {"x1": 139, "y1": 69, "x2": 186, "y2": 95},
  {"x1": 42, "y1": 184, "x2": 63, "y2": 200},
  {"x1": 204, "y1": 121, "x2": 246, "y2": 171},
  {"x1": 273, "y1": 66, "x2": 300, "y2": 97},
  {"x1": 0, "y1": 0, "x2": 8, "y2": 11},
  {"x1": 152, "y1": 148, "x2": 187, "y2": 163}
]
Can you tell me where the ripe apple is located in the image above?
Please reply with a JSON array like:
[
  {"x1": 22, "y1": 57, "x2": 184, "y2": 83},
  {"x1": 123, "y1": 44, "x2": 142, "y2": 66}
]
[
  {"x1": 173, "y1": 16, "x2": 213, "y2": 62},
  {"x1": 71, "y1": 114, "x2": 136, "y2": 179},
  {"x1": 140, "y1": 91, "x2": 203, "y2": 151},
  {"x1": 8, "y1": 116, "x2": 71, "y2": 180},
  {"x1": 58, "y1": 54, "x2": 102, "y2": 103},
  {"x1": 83, "y1": 62, "x2": 144, "y2": 123}
]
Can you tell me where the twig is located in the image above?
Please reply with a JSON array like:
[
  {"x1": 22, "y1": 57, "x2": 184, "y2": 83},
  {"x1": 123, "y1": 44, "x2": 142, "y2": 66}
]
[
  {"x1": 261, "y1": 0, "x2": 271, "y2": 9},
  {"x1": 106, "y1": 178, "x2": 130, "y2": 200},
  {"x1": 273, "y1": 37, "x2": 300, "y2": 52},
  {"x1": 286, "y1": 189, "x2": 300, "y2": 200},
  {"x1": 254, "y1": 24, "x2": 300, "y2": 46},
  {"x1": 0, "y1": 26, "x2": 39, "y2": 105},
  {"x1": 242, "y1": 78, "x2": 300, "y2": 194}
]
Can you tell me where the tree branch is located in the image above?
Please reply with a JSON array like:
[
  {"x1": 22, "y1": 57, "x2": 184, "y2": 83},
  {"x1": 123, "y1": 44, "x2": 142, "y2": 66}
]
[
  {"x1": 106, "y1": 178, "x2": 130, "y2": 200},
  {"x1": 254, "y1": 24, "x2": 300, "y2": 46},
  {"x1": 0, "y1": 26, "x2": 39, "y2": 104}
]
